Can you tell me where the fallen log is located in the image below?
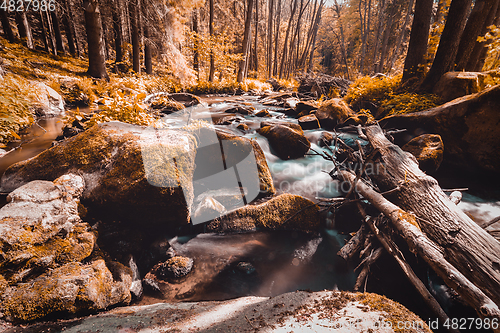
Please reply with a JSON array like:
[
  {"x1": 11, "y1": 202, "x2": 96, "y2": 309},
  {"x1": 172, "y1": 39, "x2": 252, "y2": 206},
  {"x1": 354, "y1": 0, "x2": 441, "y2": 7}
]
[
  {"x1": 340, "y1": 170, "x2": 500, "y2": 322},
  {"x1": 337, "y1": 124, "x2": 500, "y2": 318}
]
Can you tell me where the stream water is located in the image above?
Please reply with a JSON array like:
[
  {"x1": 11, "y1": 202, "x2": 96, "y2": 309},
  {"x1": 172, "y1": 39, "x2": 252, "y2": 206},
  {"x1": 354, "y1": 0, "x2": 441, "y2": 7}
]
[{"x1": 1, "y1": 95, "x2": 499, "y2": 327}]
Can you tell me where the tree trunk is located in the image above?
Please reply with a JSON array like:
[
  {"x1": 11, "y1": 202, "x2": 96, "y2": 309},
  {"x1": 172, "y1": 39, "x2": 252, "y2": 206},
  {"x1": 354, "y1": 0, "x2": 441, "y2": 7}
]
[
  {"x1": 142, "y1": 0, "x2": 152, "y2": 74},
  {"x1": 272, "y1": 0, "x2": 282, "y2": 76},
  {"x1": 465, "y1": 0, "x2": 500, "y2": 71},
  {"x1": 388, "y1": 0, "x2": 414, "y2": 73},
  {"x1": 51, "y1": 10, "x2": 66, "y2": 54},
  {"x1": 266, "y1": 0, "x2": 274, "y2": 77},
  {"x1": 129, "y1": 0, "x2": 140, "y2": 73},
  {"x1": 15, "y1": 10, "x2": 34, "y2": 49},
  {"x1": 83, "y1": 0, "x2": 109, "y2": 79},
  {"x1": 1, "y1": 9, "x2": 16, "y2": 43},
  {"x1": 62, "y1": 0, "x2": 79, "y2": 56},
  {"x1": 455, "y1": 0, "x2": 499, "y2": 71},
  {"x1": 209, "y1": 0, "x2": 215, "y2": 82},
  {"x1": 419, "y1": 0, "x2": 473, "y2": 92},
  {"x1": 376, "y1": 2, "x2": 396, "y2": 73},
  {"x1": 278, "y1": 0, "x2": 298, "y2": 79},
  {"x1": 192, "y1": 9, "x2": 199, "y2": 80},
  {"x1": 333, "y1": 0, "x2": 349, "y2": 79},
  {"x1": 307, "y1": 0, "x2": 324, "y2": 72},
  {"x1": 351, "y1": 125, "x2": 500, "y2": 319},
  {"x1": 45, "y1": 10, "x2": 58, "y2": 55},
  {"x1": 371, "y1": 0, "x2": 386, "y2": 73},
  {"x1": 112, "y1": 0, "x2": 123, "y2": 62},
  {"x1": 237, "y1": 0, "x2": 254, "y2": 82},
  {"x1": 39, "y1": 11, "x2": 50, "y2": 52},
  {"x1": 252, "y1": 0, "x2": 259, "y2": 74}
]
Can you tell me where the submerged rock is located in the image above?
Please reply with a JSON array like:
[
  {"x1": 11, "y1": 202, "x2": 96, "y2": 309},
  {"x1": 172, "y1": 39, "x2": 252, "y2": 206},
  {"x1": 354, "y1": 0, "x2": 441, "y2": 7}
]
[
  {"x1": 257, "y1": 123, "x2": 311, "y2": 160},
  {"x1": 0, "y1": 122, "x2": 197, "y2": 228},
  {"x1": 207, "y1": 193, "x2": 320, "y2": 233},
  {"x1": 381, "y1": 85, "x2": 500, "y2": 173},
  {"x1": 402, "y1": 134, "x2": 444, "y2": 173}
]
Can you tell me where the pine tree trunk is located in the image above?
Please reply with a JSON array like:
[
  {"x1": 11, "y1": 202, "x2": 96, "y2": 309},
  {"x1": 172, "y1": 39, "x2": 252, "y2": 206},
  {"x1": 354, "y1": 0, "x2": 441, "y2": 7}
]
[
  {"x1": 419, "y1": 0, "x2": 473, "y2": 92},
  {"x1": 209, "y1": 0, "x2": 215, "y2": 82},
  {"x1": 359, "y1": 0, "x2": 371, "y2": 74},
  {"x1": 15, "y1": 10, "x2": 33, "y2": 49},
  {"x1": 51, "y1": 10, "x2": 66, "y2": 54},
  {"x1": 45, "y1": 10, "x2": 58, "y2": 55},
  {"x1": 272, "y1": 0, "x2": 281, "y2": 77},
  {"x1": 142, "y1": 0, "x2": 152, "y2": 74},
  {"x1": 237, "y1": 0, "x2": 254, "y2": 82},
  {"x1": 307, "y1": 1, "x2": 324, "y2": 72},
  {"x1": 252, "y1": 0, "x2": 258, "y2": 74},
  {"x1": 278, "y1": 0, "x2": 298, "y2": 79},
  {"x1": 62, "y1": 0, "x2": 78, "y2": 56},
  {"x1": 388, "y1": 0, "x2": 414, "y2": 73},
  {"x1": 376, "y1": 2, "x2": 396, "y2": 73},
  {"x1": 455, "y1": 0, "x2": 499, "y2": 71},
  {"x1": 129, "y1": 0, "x2": 140, "y2": 73},
  {"x1": 83, "y1": 0, "x2": 109, "y2": 79},
  {"x1": 0, "y1": 9, "x2": 16, "y2": 43},
  {"x1": 372, "y1": 0, "x2": 386, "y2": 74},
  {"x1": 266, "y1": 0, "x2": 274, "y2": 77},
  {"x1": 39, "y1": 10, "x2": 50, "y2": 52},
  {"x1": 112, "y1": 0, "x2": 123, "y2": 62},
  {"x1": 465, "y1": 0, "x2": 500, "y2": 71},
  {"x1": 192, "y1": 9, "x2": 199, "y2": 80}
]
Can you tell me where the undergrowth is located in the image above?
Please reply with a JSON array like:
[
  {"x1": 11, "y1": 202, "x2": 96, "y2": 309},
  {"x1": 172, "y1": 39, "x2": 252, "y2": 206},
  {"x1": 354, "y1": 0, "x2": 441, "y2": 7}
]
[{"x1": 344, "y1": 75, "x2": 440, "y2": 117}]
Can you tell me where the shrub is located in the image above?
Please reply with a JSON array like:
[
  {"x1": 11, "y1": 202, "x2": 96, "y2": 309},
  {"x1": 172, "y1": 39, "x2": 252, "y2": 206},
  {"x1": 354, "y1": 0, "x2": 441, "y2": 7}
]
[{"x1": 344, "y1": 75, "x2": 400, "y2": 110}]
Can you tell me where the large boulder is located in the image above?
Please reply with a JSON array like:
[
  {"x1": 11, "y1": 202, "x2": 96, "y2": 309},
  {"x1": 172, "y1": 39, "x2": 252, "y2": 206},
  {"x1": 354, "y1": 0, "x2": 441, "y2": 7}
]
[
  {"x1": 32, "y1": 82, "x2": 65, "y2": 117},
  {"x1": 257, "y1": 122, "x2": 311, "y2": 160},
  {"x1": 314, "y1": 98, "x2": 359, "y2": 129},
  {"x1": 433, "y1": 71, "x2": 486, "y2": 103},
  {"x1": 381, "y1": 85, "x2": 500, "y2": 173},
  {"x1": 206, "y1": 193, "x2": 320, "y2": 233},
  {"x1": 401, "y1": 134, "x2": 444, "y2": 173},
  {"x1": 0, "y1": 174, "x2": 132, "y2": 322},
  {"x1": 0, "y1": 122, "x2": 198, "y2": 228}
]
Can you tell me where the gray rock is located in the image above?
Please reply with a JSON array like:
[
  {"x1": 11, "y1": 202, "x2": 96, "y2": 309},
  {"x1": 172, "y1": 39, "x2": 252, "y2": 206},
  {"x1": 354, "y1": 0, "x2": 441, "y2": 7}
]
[{"x1": 32, "y1": 82, "x2": 65, "y2": 117}]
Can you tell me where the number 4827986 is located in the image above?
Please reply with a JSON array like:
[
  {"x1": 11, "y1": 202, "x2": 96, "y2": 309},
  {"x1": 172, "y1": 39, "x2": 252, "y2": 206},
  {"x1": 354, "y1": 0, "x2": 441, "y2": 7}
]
[{"x1": 1, "y1": 0, "x2": 56, "y2": 12}]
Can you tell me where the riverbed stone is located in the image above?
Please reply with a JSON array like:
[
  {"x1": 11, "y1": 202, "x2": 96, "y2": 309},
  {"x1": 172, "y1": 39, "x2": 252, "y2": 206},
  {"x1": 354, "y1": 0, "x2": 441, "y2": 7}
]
[
  {"x1": 314, "y1": 98, "x2": 359, "y2": 129},
  {"x1": 206, "y1": 193, "x2": 320, "y2": 233},
  {"x1": 295, "y1": 100, "x2": 319, "y2": 117},
  {"x1": 402, "y1": 134, "x2": 444, "y2": 173},
  {"x1": 0, "y1": 121, "x2": 197, "y2": 228},
  {"x1": 298, "y1": 114, "x2": 320, "y2": 130},
  {"x1": 381, "y1": 85, "x2": 500, "y2": 173},
  {"x1": 257, "y1": 123, "x2": 311, "y2": 160}
]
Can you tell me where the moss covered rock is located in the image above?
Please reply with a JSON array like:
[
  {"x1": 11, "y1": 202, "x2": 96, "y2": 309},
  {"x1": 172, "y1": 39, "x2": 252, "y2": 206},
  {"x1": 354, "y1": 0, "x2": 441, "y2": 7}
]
[
  {"x1": 0, "y1": 122, "x2": 197, "y2": 228},
  {"x1": 402, "y1": 134, "x2": 444, "y2": 173},
  {"x1": 207, "y1": 193, "x2": 320, "y2": 233},
  {"x1": 433, "y1": 71, "x2": 486, "y2": 103},
  {"x1": 1, "y1": 259, "x2": 131, "y2": 322},
  {"x1": 381, "y1": 85, "x2": 500, "y2": 174},
  {"x1": 314, "y1": 98, "x2": 359, "y2": 129},
  {"x1": 257, "y1": 123, "x2": 311, "y2": 160},
  {"x1": 0, "y1": 174, "x2": 95, "y2": 283}
]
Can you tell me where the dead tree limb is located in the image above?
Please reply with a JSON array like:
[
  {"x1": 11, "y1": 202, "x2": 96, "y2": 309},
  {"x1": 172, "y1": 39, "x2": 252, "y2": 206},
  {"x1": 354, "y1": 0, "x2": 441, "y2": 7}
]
[
  {"x1": 362, "y1": 125, "x2": 500, "y2": 314},
  {"x1": 354, "y1": 246, "x2": 383, "y2": 292},
  {"x1": 339, "y1": 169, "x2": 500, "y2": 322}
]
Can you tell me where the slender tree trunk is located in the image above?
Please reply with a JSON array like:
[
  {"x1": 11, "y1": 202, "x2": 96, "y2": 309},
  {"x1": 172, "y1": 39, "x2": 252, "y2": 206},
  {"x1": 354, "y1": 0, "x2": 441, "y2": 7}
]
[
  {"x1": 209, "y1": 0, "x2": 215, "y2": 82},
  {"x1": 358, "y1": 0, "x2": 371, "y2": 74},
  {"x1": 142, "y1": 0, "x2": 152, "y2": 74},
  {"x1": 278, "y1": 0, "x2": 298, "y2": 79},
  {"x1": 266, "y1": 0, "x2": 274, "y2": 77},
  {"x1": 465, "y1": 0, "x2": 500, "y2": 71},
  {"x1": 1, "y1": 9, "x2": 16, "y2": 43},
  {"x1": 83, "y1": 0, "x2": 109, "y2": 79},
  {"x1": 129, "y1": 0, "x2": 140, "y2": 73},
  {"x1": 307, "y1": 0, "x2": 324, "y2": 72},
  {"x1": 39, "y1": 11, "x2": 50, "y2": 52},
  {"x1": 419, "y1": 0, "x2": 473, "y2": 92},
  {"x1": 46, "y1": 10, "x2": 58, "y2": 55},
  {"x1": 455, "y1": 0, "x2": 499, "y2": 71},
  {"x1": 192, "y1": 9, "x2": 199, "y2": 80},
  {"x1": 112, "y1": 0, "x2": 123, "y2": 62},
  {"x1": 333, "y1": 0, "x2": 349, "y2": 79},
  {"x1": 252, "y1": 0, "x2": 259, "y2": 74},
  {"x1": 62, "y1": 0, "x2": 79, "y2": 56},
  {"x1": 388, "y1": 0, "x2": 414, "y2": 73},
  {"x1": 377, "y1": 1, "x2": 396, "y2": 73},
  {"x1": 15, "y1": 10, "x2": 33, "y2": 49},
  {"x1": 51, "y1": 9, "x2": 66, "y2": 54},
  {"x1": 372, "y1": 0, "x2": 386, "y2": 73},
  {"x1": 237, "y1": 0, "x2": 255, "y2": 82},
  {"x1": 272, "y1": 0, "x2": 282, "y2": 76}
]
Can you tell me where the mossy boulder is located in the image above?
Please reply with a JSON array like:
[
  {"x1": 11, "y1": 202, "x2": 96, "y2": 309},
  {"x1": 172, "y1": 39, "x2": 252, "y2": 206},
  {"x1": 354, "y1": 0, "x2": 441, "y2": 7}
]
[
  {"x1": 314, "y1": 98, "x2": 359, "y2": 129},
  {"x1": 381, "y1": 85, "x2": 500, "y2": 173},
  {"x1": 402, "y1": 134, "x2": 444, "y2": 173},
  {"x1": 295, "y1": 100, "x2": 318, "y2": 117},
  {"x1": 433, "y1": 71, "x2": 486, "y2": 103},
  {"x1": 1, "y1": 259, "x2": 132, "y2": 322},
  {"x1": 0, "y1": 122, "x2": 197, "y2": 228},
  {"x1": 0, "y1": 174, "x2": 94, "y2": 284},
  {"x1": 257, "y1": 123, "x2": 311, "y2": 160},
  {"x1": 206, "y1": 193, "x2": 320, "y2": 233}
]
